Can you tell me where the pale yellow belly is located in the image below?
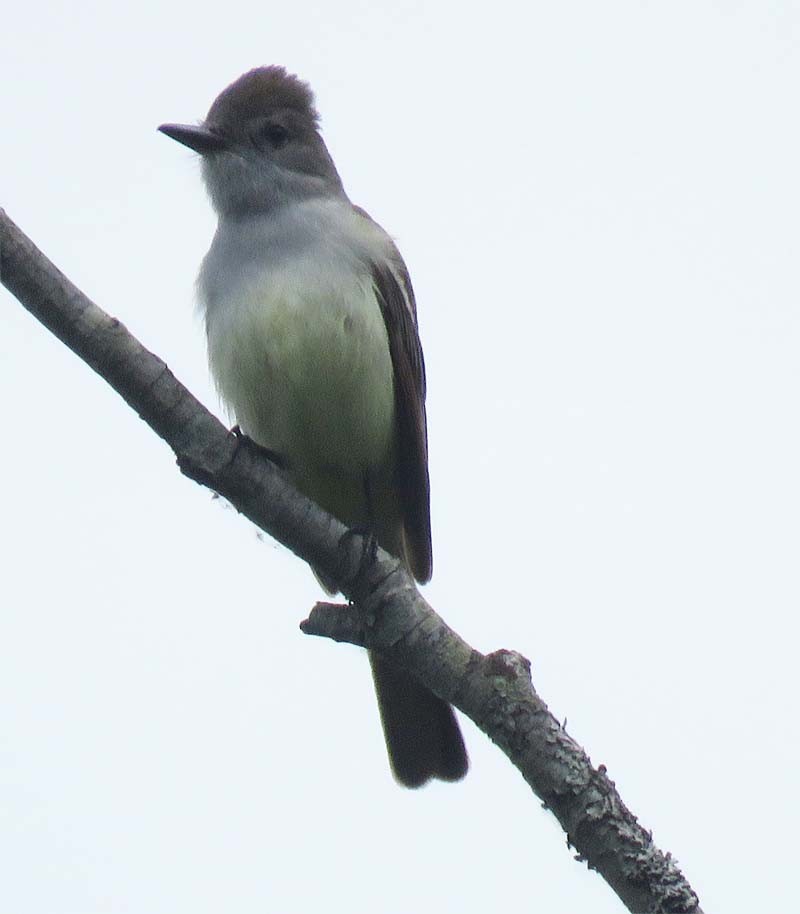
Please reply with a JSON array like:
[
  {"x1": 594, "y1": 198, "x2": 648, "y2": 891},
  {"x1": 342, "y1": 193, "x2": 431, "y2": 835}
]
[{"x1": 206, "y1": 262, "x2": 397, "y2": 526}]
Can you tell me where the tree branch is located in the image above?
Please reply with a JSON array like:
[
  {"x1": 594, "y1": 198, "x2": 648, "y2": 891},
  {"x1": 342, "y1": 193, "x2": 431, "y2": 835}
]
[{"x1": 0, "y1": 208, "x2": 702, "y2": 913}]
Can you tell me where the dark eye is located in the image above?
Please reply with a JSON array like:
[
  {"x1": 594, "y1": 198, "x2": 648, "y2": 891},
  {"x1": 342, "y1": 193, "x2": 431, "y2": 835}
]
[{"x1": 257, "y1": 122, "x2": 289, "y2": 149}]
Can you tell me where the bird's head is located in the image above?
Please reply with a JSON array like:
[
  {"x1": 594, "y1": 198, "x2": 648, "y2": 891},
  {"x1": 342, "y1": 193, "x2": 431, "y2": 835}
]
[{"x1": 159, "y1": 66, "x2": 345, "y2": 217}]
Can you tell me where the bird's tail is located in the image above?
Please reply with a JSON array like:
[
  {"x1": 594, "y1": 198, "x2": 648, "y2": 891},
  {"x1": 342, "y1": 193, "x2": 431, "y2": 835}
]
[{"x1": 369, "y1": 652, "x2": 468, "y2": 788}]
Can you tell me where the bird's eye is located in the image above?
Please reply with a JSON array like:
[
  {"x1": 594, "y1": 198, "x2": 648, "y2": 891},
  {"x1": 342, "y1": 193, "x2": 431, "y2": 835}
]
[{"x1": 257, "y1": 122, "x2": 289, "y2": 149}]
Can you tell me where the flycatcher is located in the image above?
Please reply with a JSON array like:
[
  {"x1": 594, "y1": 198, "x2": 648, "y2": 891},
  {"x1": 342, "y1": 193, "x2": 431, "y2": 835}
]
[{"x1": 159, "y1": 66, "x2": 467, "y2": 787}]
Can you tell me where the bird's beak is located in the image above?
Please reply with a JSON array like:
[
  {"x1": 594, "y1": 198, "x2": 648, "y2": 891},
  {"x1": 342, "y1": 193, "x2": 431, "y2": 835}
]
[{"x1": 158, "y1": 123, "x2": 228, "y2": 154}]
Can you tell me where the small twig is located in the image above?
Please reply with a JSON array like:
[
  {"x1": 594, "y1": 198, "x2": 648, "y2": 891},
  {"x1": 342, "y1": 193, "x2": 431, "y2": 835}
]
[{"x1": 300, "y1": 602, "x2": 366, "y2": 646}]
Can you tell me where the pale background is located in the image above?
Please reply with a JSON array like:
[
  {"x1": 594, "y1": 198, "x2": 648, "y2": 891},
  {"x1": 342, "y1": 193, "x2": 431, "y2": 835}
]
[{"x1": 2, "y1": 2, "x2": 797, "y2": 912}]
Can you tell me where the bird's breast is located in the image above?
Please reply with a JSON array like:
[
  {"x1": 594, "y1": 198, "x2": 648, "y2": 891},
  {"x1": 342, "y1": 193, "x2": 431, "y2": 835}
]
[{"x1": 203, "y1": 251, "x2": 397, "y2": 478}]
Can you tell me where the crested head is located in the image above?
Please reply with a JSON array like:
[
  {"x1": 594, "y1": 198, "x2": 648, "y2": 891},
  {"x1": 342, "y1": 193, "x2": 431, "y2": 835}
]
[
  {"x1": 206, "y1": 66, "x2": 319, "y2": 130},
  {"x1": 161, "y1": 66, "x2": 346, "y2": 219}
]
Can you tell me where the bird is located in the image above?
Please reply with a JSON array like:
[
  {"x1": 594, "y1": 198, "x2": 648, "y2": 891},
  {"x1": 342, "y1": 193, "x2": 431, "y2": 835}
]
[{"x1": 159, "y1": 66, "x2": 467, "y2": 787}]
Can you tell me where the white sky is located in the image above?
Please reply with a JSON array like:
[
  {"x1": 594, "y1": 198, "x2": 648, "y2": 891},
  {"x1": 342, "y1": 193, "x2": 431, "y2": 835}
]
[{"x1": 2, "y1": 2, "x2": 798, "y2": 912}]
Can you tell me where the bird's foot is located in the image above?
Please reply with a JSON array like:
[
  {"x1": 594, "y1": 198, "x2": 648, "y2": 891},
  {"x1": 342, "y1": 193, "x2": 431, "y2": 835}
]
[
  {"x1": 338, "y1": 525, "x2": 379, "y2": 592},
  {"x1": 228, "y1": 425, "x2": 287, "y2": 470}
]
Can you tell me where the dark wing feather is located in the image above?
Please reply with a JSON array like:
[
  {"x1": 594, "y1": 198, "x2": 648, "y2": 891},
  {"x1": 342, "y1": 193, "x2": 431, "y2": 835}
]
[{"x1": 354, "y1": 208, "x2": 432, "y2": 582}]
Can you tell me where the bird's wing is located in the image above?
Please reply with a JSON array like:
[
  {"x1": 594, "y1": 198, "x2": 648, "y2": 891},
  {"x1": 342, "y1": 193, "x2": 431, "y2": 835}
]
[{"x1": 354, "y1": 207, "x2": 432, "y2": 582}]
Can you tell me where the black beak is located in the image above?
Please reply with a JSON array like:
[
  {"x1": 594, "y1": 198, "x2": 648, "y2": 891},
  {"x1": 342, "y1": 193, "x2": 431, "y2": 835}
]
[{"x1": 158, "y1": 123, "x2": 228, "y2": 154}]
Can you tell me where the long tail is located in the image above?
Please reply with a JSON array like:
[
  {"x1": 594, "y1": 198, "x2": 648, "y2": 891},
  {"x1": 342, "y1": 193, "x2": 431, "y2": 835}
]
[{"x1": 369, "y1": 652, "x2": 468, "y2": 788}]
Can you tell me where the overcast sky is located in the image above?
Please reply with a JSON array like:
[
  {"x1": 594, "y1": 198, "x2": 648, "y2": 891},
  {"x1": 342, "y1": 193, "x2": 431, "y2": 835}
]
[{"x1": 2, "y1": 2, "x2": 798, "y2": 912}]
